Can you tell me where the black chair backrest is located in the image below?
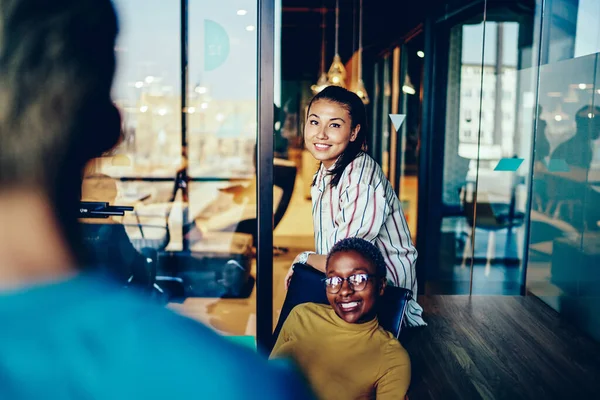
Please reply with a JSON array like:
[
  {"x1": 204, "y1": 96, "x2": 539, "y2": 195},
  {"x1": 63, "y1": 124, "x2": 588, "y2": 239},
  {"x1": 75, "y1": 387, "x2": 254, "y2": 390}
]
[
  {"x1": 272, "y1": 263, "x2": 412, "y2": 349},
  {"x1": 222, "y1": 159, "x2": 297, "y2": 247},
  {"x1": 273, "y1": 159, "x2": 297, "y2": 229},
  {"x1": 80, "y1": 222, "x2": 156, "y2": 292},
  {"x1": 460, "y1": 184, "x2": 502, "y2": 227}
]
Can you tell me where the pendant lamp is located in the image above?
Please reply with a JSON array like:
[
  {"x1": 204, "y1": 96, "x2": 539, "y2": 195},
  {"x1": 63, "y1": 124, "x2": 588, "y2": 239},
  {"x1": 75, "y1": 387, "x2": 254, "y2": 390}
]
[
  {"x1": 311, "y1": 4, "x2": 329, "y2": 94},
  {"x1": 354, "y1": 0, "x2": 369, "y2": 103},
  {"x1": 327, "y1": 0, "x2": 346, "y2": 87}
]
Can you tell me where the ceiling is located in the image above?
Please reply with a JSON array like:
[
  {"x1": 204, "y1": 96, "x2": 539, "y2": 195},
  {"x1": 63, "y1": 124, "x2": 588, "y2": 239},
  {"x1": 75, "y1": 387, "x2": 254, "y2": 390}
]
[
  {"x1": 280, "y1": 0, "x2": 539, "y2": 80},
  {"x1": 281, "y1": 0, "x2": 430, "y2": 80}
]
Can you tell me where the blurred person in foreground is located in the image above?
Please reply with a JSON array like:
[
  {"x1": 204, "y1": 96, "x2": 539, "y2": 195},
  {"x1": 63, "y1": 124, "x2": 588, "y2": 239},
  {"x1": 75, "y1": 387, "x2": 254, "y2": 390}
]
[{"x1": 0, "y1": 1, "x2": 313, "y2": 398}]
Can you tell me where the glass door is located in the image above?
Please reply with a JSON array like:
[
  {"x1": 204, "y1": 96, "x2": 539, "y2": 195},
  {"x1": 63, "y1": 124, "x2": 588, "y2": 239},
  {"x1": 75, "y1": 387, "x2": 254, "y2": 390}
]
[
  {"x1": 526, "y1": 0, "x2": 600, "y2": 341},
  {"x1": 394, "y1": 33, "x2": 425, "y2": 241},
  {"x1": 418, "y1": 0, "x2": 537, "y2": 295},
  {"x1": 81, "y1": 0, "x2": 275, "y2": 351}
]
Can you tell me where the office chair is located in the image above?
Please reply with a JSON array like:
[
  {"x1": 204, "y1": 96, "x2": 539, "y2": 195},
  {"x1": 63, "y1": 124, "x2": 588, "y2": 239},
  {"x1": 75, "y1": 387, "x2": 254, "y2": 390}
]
[
  {"x1": 80, "y1": 222, "x2": 157, "y2": 294},
  {"x1": 222, "y1": 158, "x2": 297, "y2": 251},
  {"x1": 459, "y1": 183, "x2": 525, "y2": 267},
  {"x1": 79, "y1": 175, "x2": 165, "y2": 298},
  {"x1": 129, "y1": 169, "x2": 257, "y2": 300},
  {"x1": 271, "y1": 263, "x2": 412, "y2": 350},
  {"x1": 111, "y1": 171, "x2": 189, "y2": 301}
]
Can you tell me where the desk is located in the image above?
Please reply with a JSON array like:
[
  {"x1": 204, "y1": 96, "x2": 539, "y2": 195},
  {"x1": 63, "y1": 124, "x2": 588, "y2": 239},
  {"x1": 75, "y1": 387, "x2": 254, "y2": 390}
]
[
  {"x1": 536, "y1": 168, "x2": 600, "y2": 226},
  {"x1": 551, "y1": 233, "x2": 600, "y2": 296},
  {"x1": 537, "y1": 166, "x2": 600, "y2": 185}
]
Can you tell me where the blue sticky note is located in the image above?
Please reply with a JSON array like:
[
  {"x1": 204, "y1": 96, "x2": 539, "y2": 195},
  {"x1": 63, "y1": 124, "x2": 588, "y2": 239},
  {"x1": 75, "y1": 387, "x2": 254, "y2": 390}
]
[
  {"x1": 204, "y1": 19, "x2": 230, "y2": 71},
  {"x1": 494, "y1": 158, "x2": 524, "y2": 171}
]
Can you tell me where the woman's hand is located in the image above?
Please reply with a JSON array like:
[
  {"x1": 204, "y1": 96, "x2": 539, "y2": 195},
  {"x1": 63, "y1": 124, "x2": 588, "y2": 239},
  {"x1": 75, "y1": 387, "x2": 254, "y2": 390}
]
[
  {"x1": 284, "y1": 252, "x2": 327, "y2": 290},
  {"x1": 284, "y1": 253, "x2": 304, "y2": 290},
  {"x1": 284, "y1": 265, "x2": 294, "y2": 290}
]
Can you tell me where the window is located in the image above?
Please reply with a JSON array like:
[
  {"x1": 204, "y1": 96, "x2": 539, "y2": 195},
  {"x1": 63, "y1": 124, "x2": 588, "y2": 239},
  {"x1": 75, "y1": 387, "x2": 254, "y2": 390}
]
[{"x1": 80, "y1": 1, "x2": 267, "y2": 342}]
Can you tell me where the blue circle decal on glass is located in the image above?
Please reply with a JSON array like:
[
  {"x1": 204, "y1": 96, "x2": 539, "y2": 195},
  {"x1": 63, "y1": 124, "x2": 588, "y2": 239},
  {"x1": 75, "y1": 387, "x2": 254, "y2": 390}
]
[{"x1": 204, "y1": 19, "x2": 230, "y2": 71}]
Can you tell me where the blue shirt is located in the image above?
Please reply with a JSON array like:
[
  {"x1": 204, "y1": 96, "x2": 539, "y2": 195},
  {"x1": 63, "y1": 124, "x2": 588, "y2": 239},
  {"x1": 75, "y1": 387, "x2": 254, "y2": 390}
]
[{"x1": 0, "y1": 274, "x2": 314, "y2": 399}]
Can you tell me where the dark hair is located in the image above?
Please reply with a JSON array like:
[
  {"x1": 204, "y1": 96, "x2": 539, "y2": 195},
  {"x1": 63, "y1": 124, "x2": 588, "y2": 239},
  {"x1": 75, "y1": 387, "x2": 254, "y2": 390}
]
[
  {"x1": 575, "y1": 105, "x2": 600, "y2": 140},
  {"x1": 0, "y1": 0, "x2": 121, "y2": 260},
  {"x1": 327, "y1": 237, "x2": 386, "y2": 278},
  {"x1": 308, "y1": 86, "x2": 368, "y2": 187}
]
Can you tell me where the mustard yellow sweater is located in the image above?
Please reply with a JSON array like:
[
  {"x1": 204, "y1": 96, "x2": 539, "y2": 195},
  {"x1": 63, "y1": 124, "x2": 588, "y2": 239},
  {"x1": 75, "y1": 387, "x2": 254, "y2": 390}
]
[{"x1": 271, "y1": 303, "x2": 410, "y2": 400}]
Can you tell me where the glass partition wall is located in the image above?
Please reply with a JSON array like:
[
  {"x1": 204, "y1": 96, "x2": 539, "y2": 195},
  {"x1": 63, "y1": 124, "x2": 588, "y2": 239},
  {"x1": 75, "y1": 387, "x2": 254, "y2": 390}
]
[
  {"x1": 526, "y1": 0, "x2": 600, "y2": 342},
  {"x1": 81, "y1": 0, "x2": 600, "y2": 349},
  {"x1": 414, "y1": 0, "x2": 538, "y2": 295},
  {"x1": 80, "y1": 0, "x2": 276, "y2": 351},
  {"x1": 416, "y1": 0, "x2": 600, "y2": 341}
]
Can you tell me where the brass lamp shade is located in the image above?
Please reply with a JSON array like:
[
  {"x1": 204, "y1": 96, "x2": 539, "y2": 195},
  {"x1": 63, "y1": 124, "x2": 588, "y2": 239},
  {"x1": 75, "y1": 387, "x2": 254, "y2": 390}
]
[{"x1": 327, "y1": 54, "x2": 347, "y2": 88}]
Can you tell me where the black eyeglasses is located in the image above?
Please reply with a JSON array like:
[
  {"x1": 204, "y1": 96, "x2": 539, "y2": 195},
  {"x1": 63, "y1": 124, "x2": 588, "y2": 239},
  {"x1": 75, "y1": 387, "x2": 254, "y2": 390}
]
[{"x1": 322, "y1": 273, "x2": 376, "y2": 294}]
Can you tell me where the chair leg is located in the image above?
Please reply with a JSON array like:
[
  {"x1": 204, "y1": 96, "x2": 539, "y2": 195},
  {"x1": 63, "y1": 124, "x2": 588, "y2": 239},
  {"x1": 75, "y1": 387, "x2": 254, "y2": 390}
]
[
  {"x1": 485, "y1": 231, "x2": 495, "y2": 276},
  {"x1": 504, "y1": 227, "x2": 513, "y2": 261},
  {"x1": 533, "y1": 193, "x2": 542, "y2": 212},
  {"x1": 552, "y1": 201, "x2": 564, "y2": 219},
  {"x1": 461, "y1": 230, "x2": 472, "y2": 269},
  {"x1": 516, "y1": 227, "x2": 524, "y2": 262},
  {"x1": 544, "y1": 199, "x2": 555, "y2": 216},
  {"x1": 568, "y1": 202, "x2": 575, "y2": 222}
]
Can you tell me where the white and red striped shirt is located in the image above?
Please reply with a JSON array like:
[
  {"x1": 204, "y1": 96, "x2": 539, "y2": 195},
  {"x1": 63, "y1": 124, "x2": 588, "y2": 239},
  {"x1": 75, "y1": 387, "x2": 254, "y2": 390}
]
[{"x1": 311, "y1": 152, "x2": 426, "y2": 327}]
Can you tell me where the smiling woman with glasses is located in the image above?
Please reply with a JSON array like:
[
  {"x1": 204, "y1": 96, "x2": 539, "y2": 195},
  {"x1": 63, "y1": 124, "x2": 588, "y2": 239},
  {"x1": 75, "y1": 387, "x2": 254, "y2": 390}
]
[{"x1": 271, "y1": 238, "x2": 411, "y2": 399}]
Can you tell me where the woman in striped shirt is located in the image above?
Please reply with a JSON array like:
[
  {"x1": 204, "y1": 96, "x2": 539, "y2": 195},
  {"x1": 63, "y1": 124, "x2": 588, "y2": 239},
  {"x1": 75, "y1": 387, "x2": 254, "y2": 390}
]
[{"x1": 285, "y1": 86, "x2": 426, "y2": 327}]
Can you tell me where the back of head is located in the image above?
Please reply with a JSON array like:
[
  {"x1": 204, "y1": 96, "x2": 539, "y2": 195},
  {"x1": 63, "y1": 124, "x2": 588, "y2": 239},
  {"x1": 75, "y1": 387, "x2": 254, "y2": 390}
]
[
  {"x1": 0, "y1": 0, "x2": 122, "y2": 254},
  {"x1": 575, "y1": 105, "x2": 600, "y2": 140},
  {"x1": 0, "y1": 6, "x2": 319, "y2": 398}
]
